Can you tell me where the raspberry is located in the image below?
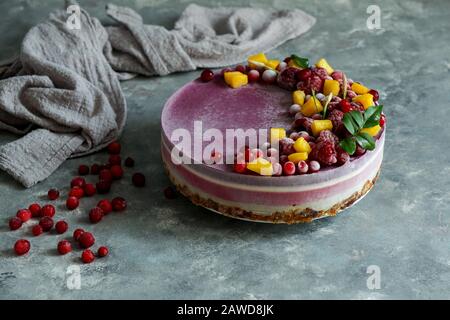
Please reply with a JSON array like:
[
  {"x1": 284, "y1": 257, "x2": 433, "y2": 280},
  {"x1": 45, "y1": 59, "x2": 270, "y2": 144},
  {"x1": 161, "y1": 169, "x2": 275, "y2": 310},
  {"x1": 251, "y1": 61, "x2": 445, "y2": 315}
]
[
  {"x1": 9, "y1": 217, "x2": 23, "y2": 231},
  {"x1": 110, "y1": 165, "x2": 124, "y2": 180},
  {"x1": 16, "y1": 209, "x2": 32, "y2": 222},
  {"x1": 57, "y1": 240, "x2": 72, "y2": 255},
  {"x1": 98, "y1": 246, "x2": 109, "y2": 258},
  {"x1": 81, "y1": 249, "x2": 95, "y2": 264},
  {"x1": 89, "y1": 207, "x2": 104, "y2": 224},
  {"x1": 310, "y1": 139, "x2": 337, "y2": 166},
  {"x1": 164, "y1": 186, "x2": 177, "y2": 199},
  {"x1": 84, "y1": 183, "x2": 97, "y2": 197},
  {"x1": 107, "y1": 141, "x2": 121, "y2": 154},
  {"x1": 39, "y1": 217, "x2": 54, "y2": 232},
  {"x1": 112, "y1": 197, "x2": 127, "y2": 212},
  {"x1": 78, "y1": 232, "x2": 95, "y2": 248},
  {"x1": 309, "y1": 75, "x2": 324, "y2": 93},
  {"x1": 277, "y1": 67, "x2": 299, "y2": 91},
  {"x1": 32, "y1": 225, "x2": 43, "y2": 236},
  {"x1": 40, "y1": 204, "x2": 56, "y2": 218},
  {"x1": 73, "y1": 228, "x2": 85, "y2": 241},
  {"x1": 327, "y1": 109, "x2": 345, "y2": 135},
  {"x1": 71, "y1": 177, "x2": 86, "y2": 188},
  {"x1": 97, "y1": 200, "x2": 113, "y2": 215},
  {"x1": 14, "y1": 239, "x2": 30, "y2": 256},
  {"x1": 91, "y1": 164, "x2": 100, "y2": 175},
  {"x1": 28, "y1": 203, "x2": 41, "y2": 217},
  {"x1": 96, "y1": 180, "x2": 111, "y2": 194},
  {"x1": 48, "y1": 188, "x2": 60, "y2": 200},
  {"x1": 316, "y1": 130, "x2": 339, "y2": 146},
  {"x1": 78, "y1": 165, "x2": 89, "y2": 176},
  {"x1": 279, "y1": 138, "x2": 295, "y2": 155},
  {"x1": 66, "y1": 196, "x2": 79, "y2": 210},
  {"x1": 312, "y1": 67, "x2": 328, "y2": 80},
  {"x1": 69, "y1": 186, "x2": 84, "y2": 199},
  {"x1": 132, "y1": 173, "x2": 146, "y2": 187},
  {"x1": 124, "y1": 157, "x2": 135, "y2": 167},
  {"x1": 55, "y1": 220, "x2": 68, "y2": 234}
]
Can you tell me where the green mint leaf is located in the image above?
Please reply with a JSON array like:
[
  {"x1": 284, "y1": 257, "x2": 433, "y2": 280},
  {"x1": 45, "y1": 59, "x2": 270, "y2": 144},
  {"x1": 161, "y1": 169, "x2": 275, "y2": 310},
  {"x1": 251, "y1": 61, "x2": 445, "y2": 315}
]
[
  {"x1": 363, "y1": 105, "x2": 383, "y2": 128},
  {"x1": 349, "y1": 110, "x2": 364, "y2": 130},
  {"x1": 342, "y1": 112, "x2": 356, "y2": 135},
  {"x1": 355, "y1": 132, "x2": 376, "y2": 150},
  {"x1": 339, "y1": 137, "x2": 356, "y2": 155},
  {"x1": 290, "y1": 54, "x2": 309, "y2": 69}
]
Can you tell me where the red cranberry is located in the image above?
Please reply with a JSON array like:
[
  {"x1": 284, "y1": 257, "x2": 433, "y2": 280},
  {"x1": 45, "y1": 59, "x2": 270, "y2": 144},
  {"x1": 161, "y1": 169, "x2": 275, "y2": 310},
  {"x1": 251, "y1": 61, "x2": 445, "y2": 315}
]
[
  {"x1": 369, "y1": 89, "x2": 379, "y2": 101},
  {"x1": 297, "y1": 68, "x2": 312, "y2": 82},
  {"x1": 96, "y1": 200, "x2": 112, "y2": 215},
  {"x1": 233, "y1": 162, "x2": 246, "y2": 174},
  {"x1": 108, "y1": 154, "x2": 121, "y2": 165},
  {"x1": 283, "y1": 161, "x2": 296, "y2": 175},
  {"x1": 91, "y1": 163, "x2": 100, "y2": 175},
  {"x1": 89, "y1": 207, "x2": 104, "y2": 224},
  {"x1": 98, "y1": 246, "x2": 109, "y2": 258},
  {"x1": 235, "y1": 65, "x2": 246, "y2": 73},
  {"x1": 73, "y1": 228, "x2": 85, "y2": 241},
  {"x1": 200, "y1": 69, "x2": 214, "y2": 82},
  {"x1": 71, "y1": 177, "x2": 86, "y2": 188},
  {"x1": 32, "y1": 225, "x2": 43, "y2": 236},
  {"x1": 247, "y1": 69, "x2": 260, "y2": 82},
  {"x1": 380, "y1": 114, "x2": 386, "y2": 127},
  {"x1": 111, "y1": 197, "x2": 127, "y2": 212},
  {"x1": 81, "y1": 183, "x2": 95, "y2": 197},
  {"x1": 69, "y1": 186, "x2": 84, "y2": 199},
  {"x1": 81, "y1": 249, "x2": 95, "y2": 264},
  {"x1": 339, "y1": 100, "x2": 353, "y2": 113},
  {"x1": 308, "y1": 160, "x2": 321, "y2": 173},
  {"x1": 78, "y1": 165, "x2": 89, "y2": 175},
  {"x1": 107, "y1": 141, "x2": 121, "y2": 154},
  {"x1": 96, "y1": 180, "x2": 111, "y2": 194},
  {"x1": 110, "y1": 165, "x2": 124, "y2": 179},
  {"x1": 66, "y1": 196, "x2": 79, "y2": 210},
  {"x1": 28, "y1": 203, "x2": 41, "y2": 217},
  {"x1": 57, "y1": 240, "x2": 72, "y2": 255},
  {"x1": 39, "y1": 217, "x2": 54, "y2": 232},
  {"x1": 78, "y1": 232, "x2": 95, "y2": 248},
  {"x1": 40, "y1": 204, "x2": 55, "y2": 218},
  {"x1": 14, "y1": 239, "x2": 30, "y2": 256},
  {"x1": 124, "y1": 157, "x2": 135, "y2": 167},
  {"x1": 55, "y1": 220, "x2": 68, "y2": 234},
  {"x1": 99, "y1": 169, "x2": 113, "y2": 182},
  {"x1": 297, "y1": 160, "x2": 309, "y2": 174},
  {"x1": 47, "y1": 188, "x2": 60, "y2": 200},
  {"x1": 164, "y1": 186, "x2": 177, "y2": 199},
  {"x1": 16, "y1": 209, "x2": 32, "y2": 222},
  {"x1": 132, "y1": 173, "x2": 146, "y2": 187},
  {"x1": 9, "y1": 217, "x2": 23, "y2": 230}
]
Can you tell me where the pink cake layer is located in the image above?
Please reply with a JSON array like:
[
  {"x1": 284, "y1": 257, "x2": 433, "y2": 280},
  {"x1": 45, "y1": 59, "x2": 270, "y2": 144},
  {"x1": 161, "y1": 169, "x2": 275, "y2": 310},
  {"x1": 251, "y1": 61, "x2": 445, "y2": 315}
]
[{"x1": 161, "y1": 75, "x2": 385, "y2": 223}]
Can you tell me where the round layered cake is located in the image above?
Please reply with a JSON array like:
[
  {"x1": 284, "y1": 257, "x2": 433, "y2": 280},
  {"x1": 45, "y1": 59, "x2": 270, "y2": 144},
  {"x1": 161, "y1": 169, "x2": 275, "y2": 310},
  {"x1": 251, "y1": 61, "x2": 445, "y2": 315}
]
[{"x1": 161, "y1": 54, "x2": 385, "y2": 223}]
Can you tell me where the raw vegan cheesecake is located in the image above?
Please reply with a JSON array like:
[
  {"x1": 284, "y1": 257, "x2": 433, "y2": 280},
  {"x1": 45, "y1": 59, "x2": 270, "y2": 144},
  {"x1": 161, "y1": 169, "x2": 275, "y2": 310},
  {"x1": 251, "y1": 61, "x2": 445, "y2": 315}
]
[{"x1": 161, "y1": 53, "x2": 385, "y2": 223}]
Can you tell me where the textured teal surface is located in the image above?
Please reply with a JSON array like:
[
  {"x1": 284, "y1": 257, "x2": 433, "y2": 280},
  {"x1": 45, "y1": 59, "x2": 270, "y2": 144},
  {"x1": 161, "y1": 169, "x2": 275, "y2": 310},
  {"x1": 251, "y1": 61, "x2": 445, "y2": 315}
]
[{"x1": 1, "y1": 0, "x2": 449, "y2": 299}]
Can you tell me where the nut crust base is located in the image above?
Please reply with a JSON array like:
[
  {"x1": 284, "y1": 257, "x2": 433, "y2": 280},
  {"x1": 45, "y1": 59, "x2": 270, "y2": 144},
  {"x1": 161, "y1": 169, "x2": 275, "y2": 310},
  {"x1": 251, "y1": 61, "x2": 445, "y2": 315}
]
[{"x1": 166, "y1": 166, "x2": 381, "y2": 224}]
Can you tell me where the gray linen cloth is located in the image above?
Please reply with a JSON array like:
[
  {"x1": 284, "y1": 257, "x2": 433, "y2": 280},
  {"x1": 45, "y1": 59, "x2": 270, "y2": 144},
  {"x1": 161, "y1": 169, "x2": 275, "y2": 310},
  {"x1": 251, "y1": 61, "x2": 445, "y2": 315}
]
[{"x1": 0, "y1": 3, "x2": 315, "y2": 187}]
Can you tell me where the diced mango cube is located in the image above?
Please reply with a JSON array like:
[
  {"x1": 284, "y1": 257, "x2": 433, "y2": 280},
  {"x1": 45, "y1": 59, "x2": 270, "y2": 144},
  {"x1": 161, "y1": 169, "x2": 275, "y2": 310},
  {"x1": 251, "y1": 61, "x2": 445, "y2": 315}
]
[
  {"x1": 323, "y1": 79, "x2": 340, "y2": 96},
  {"x1": 270, "y1": 128, "x2": 286, "y2": 144},
  {"x1": 288, "y1": 152, "x2": 308, "y2": 164},
  {"x1": 311, "y1": 119, "x2": 333, "y2": 136},
  {"x1": 248, "y1": 52, "x2": 268, "y2": 68},
  {"x1": 224, "y1": 71, "x2": 248, "y2": 89},
  {"x1": 351, "y1": 82, "x2": 370, "y2": 95},
  {"x1": 360, "y1": 125, "x2": 381, "y2": 137},
  {"x1": 352, "y1": 93, "x2": 374, "y2": 110},
  {"x1": 265, "y1": 59, "x2": 280, "y2": 70},
  {"x1": 292, "y1": 90, "x2": 306, "y2": 106},
  {"x1": 301, "y1": 97, "x2": 323, "y2": 116},
  {"x1": 315, "y1": 58, "x2": 334, "y2": 75},
  {"x1": 293, "y1": 137, "x2": 311, "y2": 153},
  {"x1": 247, "y1": 157, "x2": 273, "y2": 176}
]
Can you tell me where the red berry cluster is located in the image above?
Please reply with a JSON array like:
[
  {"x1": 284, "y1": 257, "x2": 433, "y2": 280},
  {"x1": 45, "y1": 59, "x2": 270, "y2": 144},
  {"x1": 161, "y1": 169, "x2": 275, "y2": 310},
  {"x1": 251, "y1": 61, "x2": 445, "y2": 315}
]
[{"x1": 8, "y1": 141, "x2": 147, "y2": 263}]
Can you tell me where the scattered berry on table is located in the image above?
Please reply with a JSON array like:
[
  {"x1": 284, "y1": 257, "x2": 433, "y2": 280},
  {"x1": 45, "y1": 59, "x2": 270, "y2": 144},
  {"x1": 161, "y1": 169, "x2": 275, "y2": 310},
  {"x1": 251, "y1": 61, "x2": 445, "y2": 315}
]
[
  {"x1": 111, "y1": 197, "x2": 127, "y2": 212},
  {"x1": 89, "y1": 207, "x2": 104, "y2": 224},
  {"x1": 110, "y1": 165, "x2": 124, "y2": 180},
  {"x1": 69, "y1": 186, "x2": 84, "y2": 199},
  {"x1": 66, "y1": 196, "x2": 79, "y2": 210},
  {"x1": 70, "y1": 177, "x2": 86, "y2": 189},
  {"x1": 84, "y1": 183, "x2": 97, "y2": 197},
  {"x1": 108, "y1": 154, "x2": 121, "y2": 165},
  {"x1": 32, "y1": 225, "x2": 43, "y2": 237},
  {"x1": 14, "y1": 239, "x2": 30, "y2": 256},
  {"x1": 99, "y1": 169, "x2": 113, "y2": 182},
  {"x1": 78, "y1": 165, "x2": 89, "y2": 176},
  {"x1": 124, "y1": 157, "x2": 135, "y2": 167},
  {"x1": 55, "y1": 220, "x2": 68, "y2": 234},
  {"x1": 28, "y1": 203, "x2": 41, "y2": 217},
  {"x1": 97, "y1": 199, "x2": 113, "y2": 215},
  {"x1": 308, "y1": 160, "x2": 321, "y2": 173},
  {"x1": 96, "y1": 180, "x2": 111, "y2": 194},
  {"x1": 39, "y1": 217, "x2": 54, "y2": 232},
  {"x1": 40, "y1": 204, "x2": 56, "y2": 218},
  {"x1": 90, "y1": 163, "x2": 100, "y2": 175},
  {"x1": 47, "y1": 188, "x2": 60, "y2": 200},
  {"x1": 78, "y1": 232, "x2": 95, "y2": 248},
  {"x1": 57, "y1": 240, "x2": 72, "y2": 255},
  {"x1": 262, "y1": 69, "x2": 277, "y2": 84},
  {"x1": 283, "y1": 161, "x2": 296, "y2": 176},
  {"x1": 16, "y1": 209, "x2": 32, "y2": 222},
  {"x1": 107, "y1": 141, "x2": 121, "y2": 154},
  {"x1": 73, "y1": 228, "x2": 85, "y2": 241},
  {"x1": 81, "y1": 249, "x2": 95, "y2": 264},
  {"x1": 9, "y1": 217, "x2": 23, "y2": 231},
  {"x1": 98, "y1": 246, "x2": 109, "y2": 258},
  {"x1": 297, "y1": 160, "x2": 309, "y2": 174}
]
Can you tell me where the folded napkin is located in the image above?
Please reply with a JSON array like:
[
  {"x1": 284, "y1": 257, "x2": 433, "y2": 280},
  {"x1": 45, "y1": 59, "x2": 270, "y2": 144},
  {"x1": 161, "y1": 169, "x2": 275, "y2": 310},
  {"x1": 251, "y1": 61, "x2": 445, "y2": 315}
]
[{"x1": 0, "y1": 3, "x2": 315, "y2": 187}]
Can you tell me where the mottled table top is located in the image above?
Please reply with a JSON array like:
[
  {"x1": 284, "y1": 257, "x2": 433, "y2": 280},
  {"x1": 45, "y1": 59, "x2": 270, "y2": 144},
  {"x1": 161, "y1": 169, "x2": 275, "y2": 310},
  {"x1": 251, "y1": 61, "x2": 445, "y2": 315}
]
[{"x1": 1, "y1": 0, "x2": 449, "y2": 299}]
